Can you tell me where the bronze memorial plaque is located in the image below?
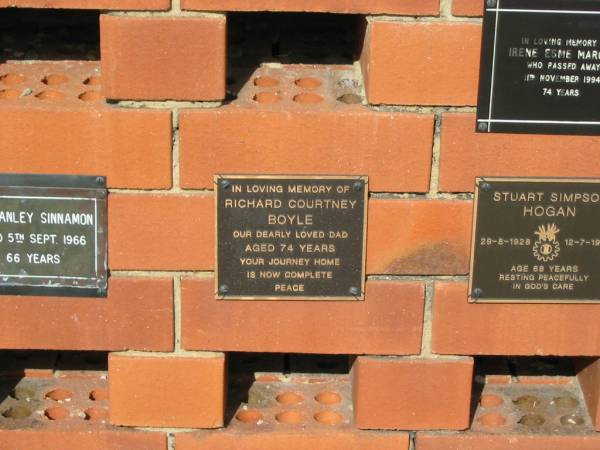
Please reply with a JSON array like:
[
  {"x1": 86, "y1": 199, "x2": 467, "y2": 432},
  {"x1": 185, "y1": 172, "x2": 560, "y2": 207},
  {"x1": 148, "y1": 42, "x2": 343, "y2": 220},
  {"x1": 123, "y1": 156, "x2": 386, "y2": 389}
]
[
  {"x1": 215, "y1": 175, "x2": 368, "y2": 300},
  {"x1": 469, "y1": 177, "x2": 600, "y2": 303},
  {"x1": 0, "y1": 174, "x2": 108, "y2": 297}
]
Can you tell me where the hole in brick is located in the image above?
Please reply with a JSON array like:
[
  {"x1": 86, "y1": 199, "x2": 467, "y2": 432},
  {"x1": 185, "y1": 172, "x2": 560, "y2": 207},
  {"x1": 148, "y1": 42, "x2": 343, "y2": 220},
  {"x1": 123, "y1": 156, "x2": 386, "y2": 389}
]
[
  {"x1": 2, "y1": 405, "x2": 32, "y2": 419},
  {"x1": 295, "y1": 77, "x2": 322, "y2": 89},
  {"x1": 513, "y1": 395, "x2": 541, "y2": 410},
  {"x1": 293, "y1": 93, "x2": 323, "y2": 104},
  {"x1": 561, "y1": 414, "x2": 584, "y2": 426},
  {"x1": 314, "y1": 411, "x2": 343, "y2": 425},
  {"x1": 337, "y1": 93, "x2": 362, "y2": 104},
  {"x1": 44, "y1": 406, "x2": 69, "y2": 420},
  {"x1": 275, "y1": 410, "x2": 305, "y2": 424},
  {"x1": 0, "y1": 9, "x2": 100, "y2": 61},
  {"x1": 518, "y1": 414, "x2": 545, "y2": 427},
  {"x1": 477, "y1": 413, "x2": 507, "y2": 427},
  {"x1": 253, "y1": 92, "x2": 281, "y2": 104},
  {"x1": 84, "y1": 407, "x2": 107, "y2": 421},
  {"x1": 235, "y1": 409, "x2": 263, "y2": 424},
  {"x1": 45, "y1": 389, "x2": 73, "y2": 402},
  {"x1": 83, "y1": 76, "x2": 101, "y2": 86},
  {"x1": 42, "y1": 74, "x2": 68, "y2": 85},
  {"x1": 254, "y1": 76, "x2": 279, "y2": 87},
  {"x1": 276, "y1": 392, "x2": 304, "y2": 405},
  {"x1": 78, "y1": 91, "x2": 102, "y2": 102},
  {"x1": 551, "y1": 396, "x2": 579, "y2": 408},
  {"x1": 480, "y1": 394, "x2": 504, "y2": 408},
  {"x1": 35, "y1": 90, "x2": 65, "y2": 101},
  {"x1": 89, "y1": 389, "x2": 108, "y2": 401},
  {"x1": 0, "y1": 73, "x2": 26, "y2": 85},
  {"x1": 11, "y1": 387, "x2": 35, "y2": 401},
  {"x1": 0, "y1": 89, "x2": 20, "y2": 100},
  {"x1": 315, "y1": 392, "x2": 342, "y2": 405}
]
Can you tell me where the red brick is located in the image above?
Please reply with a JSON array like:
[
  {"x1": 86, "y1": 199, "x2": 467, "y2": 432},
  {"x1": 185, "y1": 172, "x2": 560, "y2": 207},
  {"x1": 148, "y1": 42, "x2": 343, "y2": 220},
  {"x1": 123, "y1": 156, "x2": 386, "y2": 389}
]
[
  {"x1": 0, "y1": 0, "x2": 169, "y2": 9},
  {"x1": 100, "y1": 15, "x2": 226, "y2": 101},
  {"x1": 109, "y1": 353, "x2": 225, "y2": 428},
  {"x1": 0, "y1": 277, "x2": 173, "y2": 351},
  {"x1": 0, "y1": 61, "x2": 172, "y2": 189},
  {"x1": 109, "y1": 194, "x2": 213, "y2": 271},
  {"x1": 576, "y1": 358, "x2": 600, "y2": 431},
  {"x1": 439, "y1": 113, "x2": 600, "y2": 192},
  {"x1": 182, "y1": 277, "x2": 424, "y2": 355},
  {"x1": 177, "y1": 430, "x2": 409, "y2": 450},
  {"x1": 0, "y1": 430, "x2": 166, "y2": 450},
  {"x1": 367, "y1": 199, "x2": 471, "y2": 274},
  {"x1": 452, "y1": 0, "x2": 482, "y2": 16},
  {"x1": 417, "y1": 433, "x2": 600, "y2": 449},
  {"x1": 353, "y1": 356, "x2": 473, "y2": 430},
  {"x1": 433, "y1": 282, "x2": 600, "y2": 356},
  {"x1": 181, "y1": 0, "x2": 437, "y2": 14},
  {"x1": 361, "y1": 21, "x2": 481, "y2": 105},
  {"x1": 179, "y1": 65, "x2": 434, "y2": 193}
]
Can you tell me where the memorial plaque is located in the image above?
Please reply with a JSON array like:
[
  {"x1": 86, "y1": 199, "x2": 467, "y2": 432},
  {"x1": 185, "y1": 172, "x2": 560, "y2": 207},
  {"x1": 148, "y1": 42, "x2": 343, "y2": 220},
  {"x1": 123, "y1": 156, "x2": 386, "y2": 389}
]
[
  {"x1": 215, "y1": 175, "x2": 368, "y2": 300},
  {"x1": 469, "y1": 177, "x2": 600, "y2": 303},
  {"x1": 0, "y1": 174, "x2": 108, "y2": 297},
  {"x1": 477, "y1": 0, "x2": 600, "y2": 135}
]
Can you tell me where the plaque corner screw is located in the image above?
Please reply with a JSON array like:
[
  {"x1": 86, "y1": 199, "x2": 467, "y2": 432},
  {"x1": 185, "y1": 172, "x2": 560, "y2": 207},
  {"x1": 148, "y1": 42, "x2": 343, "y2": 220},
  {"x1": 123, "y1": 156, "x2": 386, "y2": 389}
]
[
  {"x1": 480, "y1": 182, "x2": 492, "y2": 193},
  {"x1": 477, "y1": 122, "x2": 489, "y2": 132},
  {"x1": 472, "y1": 288, "x2": 483, "y2": 299},
  {"x1": 353, "y1": 181, "x2": 363, "y2": 192},
  {"x1": 349, "y1": 286, "x2": 360, "y2": 296},
  {"x1": 219, "y1": 284, "x2": 229, "y2": 295},
  {"x1": 95, "y1": 176, "x2": 105, "y2": 187},
  {"x1": 220, "y1": 179, "x2": 231, "y2": 190},
  {"x1": 486, "y1": 0, "x2": 496, "y2": 8}
]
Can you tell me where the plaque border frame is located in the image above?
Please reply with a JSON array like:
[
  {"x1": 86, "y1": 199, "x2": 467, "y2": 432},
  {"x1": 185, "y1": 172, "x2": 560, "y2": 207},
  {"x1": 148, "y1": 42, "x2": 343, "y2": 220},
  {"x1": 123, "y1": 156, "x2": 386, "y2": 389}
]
[
  {"x1": 476, "y1": 0, "x2": 600, "y2": 135},
  {"x1": 0, "y1": 173, "x2": 108, "y2": 298},
  {"x1": 469, "y1": 176, "x2": 600, "y2": 304},
  {"x1": 214, "y1": 174, "x2": 369, "y2": 301}
]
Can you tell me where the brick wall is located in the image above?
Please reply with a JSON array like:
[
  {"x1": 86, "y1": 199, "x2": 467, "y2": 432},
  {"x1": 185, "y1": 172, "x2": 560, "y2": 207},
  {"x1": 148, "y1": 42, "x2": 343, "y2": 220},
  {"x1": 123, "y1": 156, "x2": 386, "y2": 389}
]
[{"x1": 1, "y1": 1, "x2": 599, "y2": 449}]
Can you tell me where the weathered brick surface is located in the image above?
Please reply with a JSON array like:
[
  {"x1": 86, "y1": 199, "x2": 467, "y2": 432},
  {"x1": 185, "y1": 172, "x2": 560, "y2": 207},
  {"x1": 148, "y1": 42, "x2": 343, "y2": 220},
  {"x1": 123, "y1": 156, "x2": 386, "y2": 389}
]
[
  {"x1": 361, "y1": 21, "x2": 481, "y2": 105},
  {"x1": 108, "y1": 194, "x2": 213, "y2": 271},
  {"x1": 0, "y1": 0, "x2": 169, "y2": 8},
  {"x1": 353, "y1": 356, "x2": 473, "y2": 430},
  {"x1": 577, "y1": 358, "x2": 600, "y2": 431},
  {"x1": 0, "y1": 277, "x2": 173, "y2": 351},
  {"x1": 109, "y1": 353, "x2": 225, "y2": 428},
  {"x1": 101, "y1": 15, "x2": 226, "y2": 101},
  {"x1": 367, "y1": 199, "x2": 471, "y2": 275},
  {"x1": 179, "y1": 65, "x2": 434, "y2": 193},
  {"x1": 452, "y1": 0, "x2": 482, "y2": 16},
  {"x1": 181, "y1": 0, "x2": 437, "y2": 14},
  {"x1": 433, "y1": 282, "x2": 600, "y2": 356},
  {"x1": 0, "y1": 61, "x2": 172, "y2": 189},
  {"x1": 182, "y1": 277, "x2": 424, "y2": 354},
  {"x1": 417, "y1": 433, "x2": 600, "y2": 449},
  {"x1": 439, "y1": 113, "x2": 600, "y2": 192}
]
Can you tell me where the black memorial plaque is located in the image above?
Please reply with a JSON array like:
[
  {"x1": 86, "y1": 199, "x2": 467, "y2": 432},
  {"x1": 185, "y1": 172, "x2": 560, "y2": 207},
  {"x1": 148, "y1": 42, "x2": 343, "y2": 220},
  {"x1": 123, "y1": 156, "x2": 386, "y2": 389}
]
[
  {"x1": 0, "y1": 174, "x2": 108, "y2": 297},
  {"x1": 477, "y1": 0, "x2": 600, "y2": 135},
  {"x1": 470, "y1": 177, "x2": 600, "y2": 303},
  {"x1": 215, "y1": 175, "x2": 368, "y2": 300}
]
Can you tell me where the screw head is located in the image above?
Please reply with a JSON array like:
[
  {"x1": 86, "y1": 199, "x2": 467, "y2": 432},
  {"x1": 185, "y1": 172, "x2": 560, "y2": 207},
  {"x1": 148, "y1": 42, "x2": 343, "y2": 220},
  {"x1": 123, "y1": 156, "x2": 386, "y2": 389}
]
[
  {"x1": 353, "y1": 181, "x2": 363, "y2": 192},
  {"x1": 472, "y1": 288, "x2": 483, "y2": 299},
  {"x1": 220, "y1": 179, "x2": 230, "y2": 190},
  {"x1": 480, "y1": 182, "x2": 492, "y2": 192},
  {"x1": 349, "y1": 286, "x2": 360, "y2": 296},
  {"x1": 486, "y1": 0, "x2": 496, "y2": 7},
  {"x1": 477, "y1": 122, "x2": 489, "y2": 132},
  {"x1": 219, "y1": 284, "x2": 229, "y2": 295},
  {"x1": 95, "y1": 176, "x2": 105, "y2": 186}
]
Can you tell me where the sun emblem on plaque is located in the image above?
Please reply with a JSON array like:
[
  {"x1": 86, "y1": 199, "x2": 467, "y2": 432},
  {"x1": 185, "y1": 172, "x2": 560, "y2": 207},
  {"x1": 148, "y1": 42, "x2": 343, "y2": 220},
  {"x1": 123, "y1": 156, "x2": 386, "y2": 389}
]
[{"x1": 532, "y1": 223, "x2": 561, "y2": 262}]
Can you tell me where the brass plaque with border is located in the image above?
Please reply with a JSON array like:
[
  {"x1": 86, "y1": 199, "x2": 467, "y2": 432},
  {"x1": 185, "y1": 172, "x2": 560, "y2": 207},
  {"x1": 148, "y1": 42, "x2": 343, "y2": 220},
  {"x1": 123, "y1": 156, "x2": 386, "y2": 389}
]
[
  {"x1": 215, "y1": 175, "x2": 368, "y2": 300},
  {"x1": 469, "y1": 177, "x2": 600, "y2": 303},
  {"x1": 0, "y1": 174, "x2": 108, "y2": 298}
]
